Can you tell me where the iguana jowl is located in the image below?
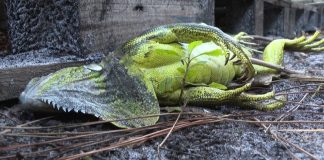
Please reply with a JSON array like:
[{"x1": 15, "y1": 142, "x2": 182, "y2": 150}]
[{"x1": 19, "y1": 23, "x2": 324, "y2": 128}]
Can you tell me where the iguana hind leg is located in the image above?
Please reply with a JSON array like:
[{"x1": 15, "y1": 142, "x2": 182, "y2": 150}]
[
  {"x1": 185, "y1": 86, "x2": 286, "y2": 111},
  {"x1": 163, "y1": 83, "x2": 286, "y2": 111},
  {"x1": 160, "y1": 83, "x2": 251, "y2": 106},
  {"x1": 183, "y1": 83, "x2": 252, "y2": 106}
]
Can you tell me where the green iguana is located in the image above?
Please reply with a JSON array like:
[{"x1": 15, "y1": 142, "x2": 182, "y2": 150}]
[{"x1": 19, "y1": 23, "x2": 323, "y2": 128}]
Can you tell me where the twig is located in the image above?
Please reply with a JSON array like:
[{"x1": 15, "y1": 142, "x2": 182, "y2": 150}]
[
  {"x1": 250, "y1": 48, "x2": 264, "y2": 54},
  {"x1": 276, "y1": 90, "x2": 323, "y2": 96},
  {"x1": 157, "y1": 42, "x2": 195, "y2": 158},
  {"x1": 253, "y1": 117, "x2": 300, "y2": 160},
  {"x1": 265, "y1": 93, "x2": 309, "y2": 133},
  {"x1": 0, "y1": 116, "x2": 53, "y2": 135},
  {"x1": 250, "y1": 35, "x2": 274, "y2": 42},
  {"x1": 59, "y1": 119, "x2": 225, "y2": 160},
  {"x1": 157, "y1": 101, "x2": 187, "y2": 159},
  {"x1": 239, "y1": 40, "x2": 259, "y2": 46},
  {"x1": 2, "y1": 114, "x2": 324, "y2": 159},
  {"x1": 279, "y1": 93, "x2": 309, "y2": 121},
  {"x1": 250, "y1": 58, "x2": 301, "y2": 74},
  {"x1": 178, "y1": 51, "x2": 192, "y2": 103},
  {"x1": 0, "y1": 116, "x2": 214, "y2": 151},
  {"x1": 0, "y1": 112, "x2": 206, "y2": 130},
  {"x1": 288, "y1": 75, "x2": 324, "y2": 82},
  {"x1": 311, "y1": 84, "x2": 322, "y2": 98},
  {"x1": 0, "y1": 127, "x2": 147, "y2": 151},
  {"x1": 277, "y1": 84, "x2": 322, "y2": 92},
  {"x1": 3, "y1": 131, "x2": 103, "y2": 136},
  {"x1": 223, "y1": 119, "x2": 324, "y2": 124},
  {"x1": 2, "y1": 134, "x2": 60, "y2": 139},
  {"x1": 272, "y1": 98, "x2": 323, "y2": 108},
  {"x1": 58, "y1": 129, "x2": 149, "y2": 158},
  {"x1": 4, "y1": 141, "x2": 95, "y2": 159},
  {"x1": 275, "y1": 134, "x2": 319, "y2": 160},
  {"x1": 278, "y1": 129, "x2": 324, "y2": 132}
]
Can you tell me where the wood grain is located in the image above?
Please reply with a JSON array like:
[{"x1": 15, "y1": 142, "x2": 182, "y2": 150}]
[
  {"x1": 284, "y1": 7, "x2": 291, "y2": 37},
  {"x1": 255, "y1": 0, "x2": 264, "y2": 35},
  {"x1": 79, "y1": 0, "x2": 215, "y2": 54}
]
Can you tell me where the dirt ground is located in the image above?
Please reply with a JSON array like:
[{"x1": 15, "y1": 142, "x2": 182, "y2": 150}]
[{"x1": 0, "y1": 48, "x2": 323, "y2": 159}]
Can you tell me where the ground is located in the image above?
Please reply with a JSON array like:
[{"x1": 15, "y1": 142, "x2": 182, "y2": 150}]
[{"x1": 0, "y1": 47, "x2": 323, "y2": 159}]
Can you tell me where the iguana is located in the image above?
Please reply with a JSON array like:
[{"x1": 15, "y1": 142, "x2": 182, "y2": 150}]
[{"x1": 19, "y1": 23, "x2": 323, "y2": 128}]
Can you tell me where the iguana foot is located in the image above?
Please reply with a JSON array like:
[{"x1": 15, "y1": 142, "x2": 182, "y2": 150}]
[
  {"x1": 238, "y1": 94, "x2": 287, "y2": 111},
  {"x1": 285, "y1": 31, "x2": 324, "y2": 52},
  {"x1": 254, "y1": 30, "x2": 323, "y2": 74}
]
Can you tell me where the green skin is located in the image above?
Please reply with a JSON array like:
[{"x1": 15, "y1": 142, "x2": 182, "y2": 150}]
[{"x1": 19, "y1": 23, "x2": 323, "y2": 128}]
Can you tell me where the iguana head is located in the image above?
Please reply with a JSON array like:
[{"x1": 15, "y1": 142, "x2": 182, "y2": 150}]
[
  {"x1": 20, "y1": 64, "x2": 104, "y2": 113},
  {"x1": 20, "y1": 57, "x2": 160, "y2": 128}
]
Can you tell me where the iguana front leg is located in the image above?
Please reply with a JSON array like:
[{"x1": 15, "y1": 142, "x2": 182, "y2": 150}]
[{"x1": 116, "y1": 23, "x2": 255, "y2": 82}]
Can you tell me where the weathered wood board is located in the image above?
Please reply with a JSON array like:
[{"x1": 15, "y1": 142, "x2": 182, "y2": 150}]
[
  {"x1": 0, "y1": 0, "x2": 8, "y2": 56},
  {"x1": 255, "y1": 0, "x2": 264, "y2": 35},
  {"x1": 0, "y1": 61, "x2": 88, "y2": 101},
  {"x1": 79, "y1": 0, "x2": 215, "y2": 54}
]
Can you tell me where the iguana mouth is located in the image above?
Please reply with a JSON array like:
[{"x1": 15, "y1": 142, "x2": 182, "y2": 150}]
[
  {"x1": 40, "y1": 98, "x2": 93, "y2": 116},
  {"x1": 41, "y1": 98, "x2": 62, "y2": 111},
  {"x1": 20, "y1": 89, "x2": 84, "y2": 114},
  {"x1": 19, "y1": 92, "x2": 54, "y2": 112},
  {"x1": 20, "y1": 90, "x2": 43, "y2": 107}
]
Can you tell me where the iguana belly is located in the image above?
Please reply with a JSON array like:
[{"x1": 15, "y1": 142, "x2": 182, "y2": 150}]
[
  {"x1": 144, "y1": 57, "x2": 236, "y2": 97},
  {"x1": 127, "y1": 42, "x2": 238, "y2": 100}
]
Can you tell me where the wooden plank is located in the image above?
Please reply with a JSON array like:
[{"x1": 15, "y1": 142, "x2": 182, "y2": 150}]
[
  {"x1": 289, "y1": 8, "x2": 297, "y2": 37},
  {"x1": 255, "y1": 0, "x2": 264, "y2": 35},
  {"x1": 263, "y1": 0, "x2": 290, "y2": 7},
  {"x1": 0, "y1": 61, "x2": 88, "y2": 101},
  {"x1": 284, "y1": 7, "x2": 292, "y2": 37},
  {"x1": 0, "y1": 0, "x2": 8, "y2": 56},
  {"x1": 319, "y1": 8, "x2": 324, "y2": 30},
  {"x1": 291, "y1": 1, "x2": 318, "y2": 11},
  {"x1": 0, "y1": 0, "x2": 7, "y2": 31},
  {"x1": 303, "y1": 9, "x2": 310, "y2": 24},
  {"x1": 79, "y1": 0, "x2": 215, "y2": 54}
]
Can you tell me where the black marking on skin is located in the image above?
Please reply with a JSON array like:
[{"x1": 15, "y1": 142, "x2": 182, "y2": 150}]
[
  {"x1": 233, "y1": 60, "x2": 242, "y2": 65},
  {"x1": 230, "y1": 54, "x2": 236, "y2": 60},
  {"x1": 144, "y1": 52, "x2": 150, "y2": 58}
]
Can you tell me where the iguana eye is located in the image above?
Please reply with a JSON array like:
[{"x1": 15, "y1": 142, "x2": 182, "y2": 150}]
[{"x1": 84, "y1": 64, "x2": 103, "y2": 72}]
